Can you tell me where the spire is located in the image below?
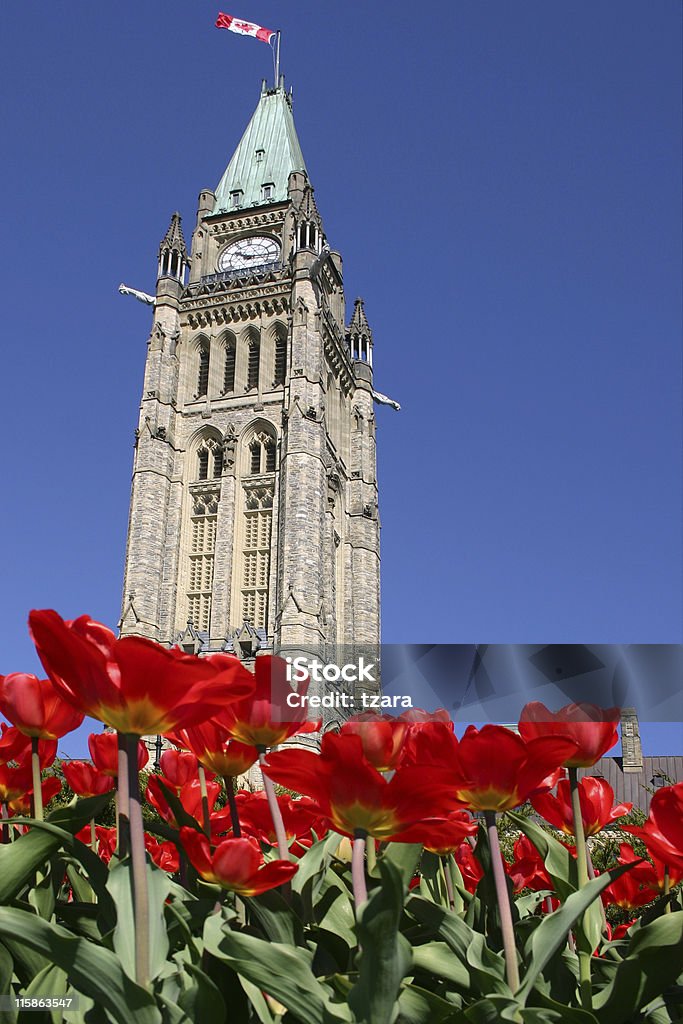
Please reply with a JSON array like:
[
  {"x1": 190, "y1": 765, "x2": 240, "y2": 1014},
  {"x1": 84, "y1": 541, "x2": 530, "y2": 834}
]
[
  {"x1": 349, "y1": 298, "x2": 372, "y2": 338},
  {"x1": 158, "y1": 212, "x2": 188, "y2": 282},
  {"x1": 347, "y1": 298, "x2": 374, "y2": 367},
  {"x1": 214, "y1": 81, "x2": 307, "y2": 214}
]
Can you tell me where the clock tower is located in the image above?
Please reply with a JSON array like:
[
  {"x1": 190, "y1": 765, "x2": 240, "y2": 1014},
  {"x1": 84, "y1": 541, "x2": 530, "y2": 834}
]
[{"x1": 119, "y1": 79, "x2": 382, "y2": 685}]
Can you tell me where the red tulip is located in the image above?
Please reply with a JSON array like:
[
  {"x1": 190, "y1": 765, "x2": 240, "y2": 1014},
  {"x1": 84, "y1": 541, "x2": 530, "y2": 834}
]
[
  {"x1": 454, "y1": 842, "x2": 484, "y2": 894},
  {"x1": 236, "y1": 791, "x2": 320, "y2": 850},
  {"x1": 605, "y1": 920, "x2": 635, "y2": 941},
  {"x1": 0, "y1": 761, "x2": 33, "y2": 803},
  {"x1": 407, "y1": 723, "x2": 577, "y2": 813},
  {"x1": 76, "y1": 825, "x2": 117, "y2": 862},
  {"x1": 394, "y1": 810, "x2": 478, "y2": 854},
  {"x1": 0, "y1": 673, "x2": 84, "y2": 740},
  {"x1": 0, "y1": 725, "x2": 57, "y2": 769},
  {"x1": 88, "y1": 732, "x2": 149, "y2": 777},
  {"x1": 9, "y1": 775, "x2": 62, "y2": 815},
  {"x1": 159, "y1": 749, "x2": 214, "y2": 789},
  {"x1": 531, "y1": 776, "x2": 632, "y2": 838},
  {"x1": 601, "y1": 844, "x2": 659, "y2": 909},
  {"x1": 146, "y1": 775, "x2": 221, "y2": 827},
  {"x1": 217, "y1": 655, "x2": 320, "y2": 750},
  {"x1": 0, "y1": 723, "x2": 31, "y2": 764},
  {"x1": 62, "y1": 761, "x2": 115, "y2": 798},
  {"x1": 339, "y1": 713, "x2": 412, "y2": 772},
  {"x1": 169, "y1": 724, "x2": 257, "y2": 778},
  {"x1": 625, "y1": 782, "x2": 683, "y2": 871},
  {"x1": 262, "y1": 732, "x2": 461, "y2": 840},
  {"x1": 179, "y1": 828, "x2": 297, "y2": 895},
  {"x1": 29, "y1": 610, "x2": 255, "y2": 735},
  {"x1": 518, "y1": 702, "x2": 620, "y2": 768},
  {"x1": 144, "y1": 835, "x2": 180, "y2": 873},
  {"x1": 506, "y1": 834, "x2": 553, "y2": 893}
]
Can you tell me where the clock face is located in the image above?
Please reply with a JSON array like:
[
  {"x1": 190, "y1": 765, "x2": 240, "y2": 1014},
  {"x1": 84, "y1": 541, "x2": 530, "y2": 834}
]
[{"x1": 218, "y1": 236, "x2": 281, "y2": 272}]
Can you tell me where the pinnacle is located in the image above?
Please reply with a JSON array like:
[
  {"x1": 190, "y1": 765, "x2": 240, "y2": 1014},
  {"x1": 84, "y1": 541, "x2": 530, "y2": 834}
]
[
  {"x1": 349, "y1": 297, "x2": 371, "y2": 336},
  {"x1": 158, "y1": 212, "x2": 188, "y2": 260}
]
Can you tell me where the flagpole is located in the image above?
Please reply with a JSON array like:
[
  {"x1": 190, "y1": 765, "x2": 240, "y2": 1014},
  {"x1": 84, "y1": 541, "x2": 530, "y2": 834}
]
[{"x1": 275, "y1": 30, "x2": 281, "y2": 86}]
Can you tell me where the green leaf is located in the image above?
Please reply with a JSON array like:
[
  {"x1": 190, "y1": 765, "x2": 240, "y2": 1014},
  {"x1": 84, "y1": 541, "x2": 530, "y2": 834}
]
[
  {"x1": 397, "y1": 983, "x2": 461, "y2": 1023},
  {"x1": 412, "y1": 940, "x2": 470, "y2": 990},
  {"x1": 1, "y1": 805, "x2": 116, "y2": 927},
  {"x1": 349, "y1": 859, "x2": 412, "y2": 1024},
  {"x1": 517, "y1": 868, "x2": 626, "y2": 1003},
  {"x1": 463, "y1": 995, "x2": 524, "y2": 1022},
  {"x1": 0, "y1": 941, "x2": 13, "y2": 992},
  {"x1": 291, "y1": 830, "x2": 345, "y2": 895},
  {"x1": 176, "y1": 961, "x2": 227, "y2": 1023},
  {"x1": 244, "y1": 887, "x2": 303, "y2": 946},
  {"x1": 592, "y1": 914, "x2": 683, "y2": 1024},
  {"x1": 506, "y1": 812, "x2": 578, "y2": 902},
  {"x1": 407, "y1": 895, "x2": 509, "y2": 998},
  {"x1": 106, "y1": 858, "x2": 171, "y2": 982},
  {"x1": 0, "y1": 906, "x2": 161, "y2": 1024},
  {"x1": 379, "y1": 842, "x2": 423, "y2": 891},
  {"x1": 203, "y1": 911, "x2": 352, "y2": 1023},
  {"x1": 311, "y1": 870, "x2": 356, "y2": 948},
  {"x1": 527, "y1": 990, "x2": 600, "y2": 1022},
  {"x1": 238, "y1": 976, "x2": 276, "y2": 1024}
]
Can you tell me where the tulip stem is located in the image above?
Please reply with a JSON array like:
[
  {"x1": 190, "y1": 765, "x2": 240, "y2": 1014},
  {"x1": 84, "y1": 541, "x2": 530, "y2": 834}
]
[
  {"x1": 442, "y1": 856, "x2": 455, "y2": 910},
  {"x1": 484, "y1": 811, "x2": 519, "y2": 993},
  {"x1": 31, "y1": 739, "x2": 43, "y2": 821},
  {"x1": 124, "y1": 733, "x2": 150, "y2": 989},
  {"x1": 117, "y1": 733, "x2": 130, "y2": 858},
  {"x1": 352, "y1": 832, "x2": 368, "y2": 912},
  {"x1": 585, "y1": 842, "x2": 607, "y2": 929},
  {"x1": 1, "y1": 802, "x2": 9, "y2": 844},
  {"x1": 568, "y1": 767, "x2": 592, "y2": 1010},
  {"x1": 90, "y1": 818, "x2": 97, "y2": 851},
  {"x1": 259, "y1": 753, "x2": 289, "y2": 860},
  {"x1": 664, "y1": 867, "x2": 671, "y2": 914},
  {"x1": 224, "y1": 776, "x2": 242, "y2": 837},
  {"x1": 198, "y1": 765, "x2": 211, "y2": 838}
]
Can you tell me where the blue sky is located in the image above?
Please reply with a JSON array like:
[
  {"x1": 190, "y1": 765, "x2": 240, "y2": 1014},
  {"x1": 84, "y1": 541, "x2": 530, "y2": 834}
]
[{"x1": 0, "y1": 2, "x2": 680, "y2": 757}]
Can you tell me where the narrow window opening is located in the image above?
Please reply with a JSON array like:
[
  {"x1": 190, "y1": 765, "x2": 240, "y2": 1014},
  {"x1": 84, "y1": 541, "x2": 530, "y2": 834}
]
[
  {"x1": 197, "y1": 448, "x2": 209, "y2": 480},
  {"x1": 264, "y1": 443, "x2": 276, "y2": 473},
  {"x1": 273, "y1": 331, "x2": 286, "y2": 386},
  {"x1": 247, "y1": 340, "x2": 260, "y2": 391},
  {"x1": 197, "y1": 347, "x2": 209, "y2": 397},
  {"x1": 223, "y1": 343, "x2": 236, "y2": 393},
  {"x1": 250, "y1": 444, "x2": 261, "y2": 475}
]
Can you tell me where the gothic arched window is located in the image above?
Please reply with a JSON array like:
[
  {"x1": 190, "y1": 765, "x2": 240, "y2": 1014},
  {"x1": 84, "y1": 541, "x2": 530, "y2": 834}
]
[
  {"x1": 187, "y1": 433, "x2": 222, "y2": 634},
  {"x1": 239, "y1": 424, "x2": 276, "y2": 630},
  {"x1": 197, "y1": 344, "x2": 210, "y2": 397},
  {"x1": 187, "y1": 489, "x2": 219, "y2": 632},
  {"x1": 196, "y1": 437, "x2": 222, "y2": 481},
  {"x1": 247, "y1": 430, "x2": 276, "y2": 476}
]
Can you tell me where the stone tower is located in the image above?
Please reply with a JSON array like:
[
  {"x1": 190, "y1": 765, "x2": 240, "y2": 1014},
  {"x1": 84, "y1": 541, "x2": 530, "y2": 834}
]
[{"x1": 120, "y1": 80, "x2": 381, "y2": 668}]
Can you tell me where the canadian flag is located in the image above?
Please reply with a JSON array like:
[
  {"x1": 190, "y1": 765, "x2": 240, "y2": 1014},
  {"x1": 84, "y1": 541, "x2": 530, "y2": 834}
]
[{"x1": 215, "y1": 12, "x2": 275, "y2": 44}]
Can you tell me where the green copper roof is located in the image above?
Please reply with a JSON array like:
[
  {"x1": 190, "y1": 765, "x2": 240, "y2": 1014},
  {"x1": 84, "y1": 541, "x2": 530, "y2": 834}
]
[{"x1": 214, "y1": 83, "x2": 307, "y2": 214}]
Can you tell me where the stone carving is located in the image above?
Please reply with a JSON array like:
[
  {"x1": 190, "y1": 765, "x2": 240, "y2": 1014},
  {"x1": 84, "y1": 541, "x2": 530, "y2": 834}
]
[{"x1": 222, "y1": 424, "x2": 237, "y2": 473}]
